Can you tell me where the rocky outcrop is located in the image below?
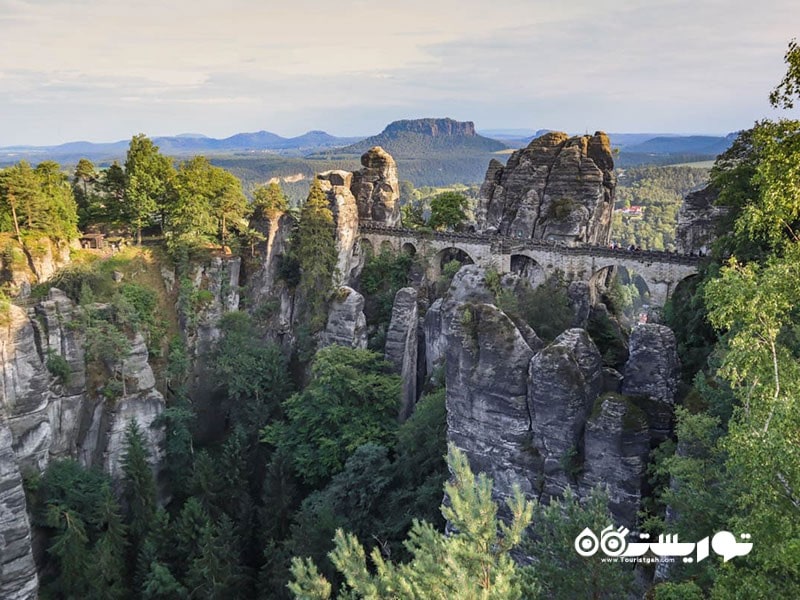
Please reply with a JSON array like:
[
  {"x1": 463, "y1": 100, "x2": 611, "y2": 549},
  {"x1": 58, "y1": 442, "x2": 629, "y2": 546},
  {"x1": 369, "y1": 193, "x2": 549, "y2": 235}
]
[
  {"x1": 184, "y1": 256, "x2": 241, "y2": 440},
  {"x1": 529, "y1": 329, "x2": 602, "y2": 499},
  {"x1": 445, "y1": 301, "x2": 537, "y2": 500},
  {"x1": 476, "y1": 131, "x2": 616, "y2": 245},
  {"x1": 675, "y1": 185, "x2": 728, "y2": 255},
  {"x1": 622, "y1": 324, "x2": 680, "y2": 444},
  {"x1": 438, "y1": 266, "x2": 681, "y2": 530},
  {"x1": 350, "y1": 147, "x2": 401, "y2": 227},
  {"x1": 580, "y1": 393, "x2": 650, "y2": 528},
  {"x1": 384, "y1": 288, "x2": 419, "y2": 420},
  {"x1": 0, "y1": 238, "x2": 72, "y2": 298},
  {"x1": 318, "y1": 171, "x2": 361, "y2": 283},
  {"x1": 0, "y1": 420, "x2": 38, "y2": 600},
  {"x1": 383, "y1": 118, "x2": 477, "y2": 138},
  {"x1": 245, "y1": 209, "x2": 294, "y2": 309},
  {"x1": 320, "y1": 287, "x2": 368, "y2": 350}
]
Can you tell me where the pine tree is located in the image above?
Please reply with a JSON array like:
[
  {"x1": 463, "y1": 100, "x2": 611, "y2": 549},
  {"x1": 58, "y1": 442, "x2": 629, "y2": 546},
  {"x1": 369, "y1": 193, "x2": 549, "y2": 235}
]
[
  {"x1": 85, "y1": 488, "x2": 129, "y2": 600},
  {"x1": 121, "y1": 420, "x2": 157, "y2": 553},
  {"x1": 292, "y1": 179, "x2": 338, "y2": 332},
  {"x1": 288, "y1": 445, "x2": 533, "y2": 599}
]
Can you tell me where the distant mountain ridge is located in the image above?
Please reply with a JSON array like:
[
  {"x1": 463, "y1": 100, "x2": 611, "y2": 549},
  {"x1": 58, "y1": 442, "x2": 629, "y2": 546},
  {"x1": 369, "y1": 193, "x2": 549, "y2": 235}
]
[{"x1": 0, "y1": 130, "x2": 362, "y2": 163}]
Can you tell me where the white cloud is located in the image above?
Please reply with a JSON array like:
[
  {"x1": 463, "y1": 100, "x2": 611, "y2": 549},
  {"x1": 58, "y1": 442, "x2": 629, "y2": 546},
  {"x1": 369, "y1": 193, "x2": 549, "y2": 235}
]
[{"x1": 0, "y1": 0, "x2": 798, "y2": 144}]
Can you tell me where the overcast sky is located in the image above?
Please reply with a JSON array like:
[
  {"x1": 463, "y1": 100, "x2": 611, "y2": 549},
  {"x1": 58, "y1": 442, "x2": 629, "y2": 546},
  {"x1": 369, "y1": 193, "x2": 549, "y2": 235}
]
[{"x1": 1, "y1": 0, "x2": 798, "y2": 145}]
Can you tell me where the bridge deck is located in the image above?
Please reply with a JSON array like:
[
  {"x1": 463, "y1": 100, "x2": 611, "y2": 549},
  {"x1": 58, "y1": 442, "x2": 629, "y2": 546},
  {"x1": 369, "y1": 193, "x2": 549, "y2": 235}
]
[{"x1": 358, "y1": 223, "x2": 703, "y2": 267}]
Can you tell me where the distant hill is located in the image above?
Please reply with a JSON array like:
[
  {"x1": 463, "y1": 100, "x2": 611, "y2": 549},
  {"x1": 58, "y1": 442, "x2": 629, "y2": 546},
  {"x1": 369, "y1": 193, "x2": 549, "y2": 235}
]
[
  {"x1": 323, "y1": 118, "x2": 507, "y2": 157},
  {"x1": 0, "y1": 130, "x2": 363, "y2": 165},
  {"x1": 621, "y1": 134, "x2": 735, "y2": 156}
]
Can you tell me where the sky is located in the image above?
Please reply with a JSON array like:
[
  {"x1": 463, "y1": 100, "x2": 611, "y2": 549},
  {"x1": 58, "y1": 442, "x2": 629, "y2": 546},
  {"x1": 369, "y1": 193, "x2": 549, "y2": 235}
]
[{"x1": 0, "y1": 0, "x2": 799, "y2": 146}]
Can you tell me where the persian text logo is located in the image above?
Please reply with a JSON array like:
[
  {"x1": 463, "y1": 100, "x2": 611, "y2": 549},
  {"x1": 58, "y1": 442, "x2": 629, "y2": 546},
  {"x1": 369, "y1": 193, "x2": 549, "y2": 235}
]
[{"x1": 574, "y1": 526, "x2": 753, "y2": 563}]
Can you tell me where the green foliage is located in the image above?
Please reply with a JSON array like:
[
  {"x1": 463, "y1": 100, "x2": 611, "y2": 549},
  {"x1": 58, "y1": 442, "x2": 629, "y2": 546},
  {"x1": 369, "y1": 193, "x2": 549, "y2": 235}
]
[
  {"x1": 253, "y1": 181, "x2": 289, "y2": 219},
  {"x1": 167, "y1": 155, "x2": 249, "y2": 253},
  {"x1": 124, "y1": 134, "x2": 176, "y2": 242},
  {"x1": 46, "y1": 350, "x2": 71, "y2": 385},
  {"x1": 291, "y1": 179, "x2": 338, "y2": 332},
  {"x1": 359, "y1": 249, "x2": 413, "y2": 348},
  {"x1": 518, "y1": 486, "x2": 634, "y2": 599},
  {"x1": 653, "y1": 581, "x2": 705, "y2": 600},
  {"x1": 33, "y1": 460, "x2": 128, "y2": 599},
  {"x1": 769, "y1": 38, "x2": 800, "y2": 109},
  {"x1": 210, "y1": 311, "x2": 292, "y2": 430},
  {"x1": 428, "y1": 191, "x2": 469, "y2": 230},
  {"x1": 122, "y1": 420, "x2": 157, "y2": 549},
  {"x1": 611, "y1": 165, "x2": 709, "y2": 250},
  {"x1": 586, "y1": 308, "x2": 628, "y2": 369},
  {"x1": 288, "y1": 445, "x2": 533, "y2": 599},
  {"x1": 263, "y1": 345, "x2": 401, "y2": 487},
  {"x1": 504, "y1": 275, "x2": 573, "y2": 342},
  {"x1": 0, "y1": 160, "x2": 79, "y2": 242}
]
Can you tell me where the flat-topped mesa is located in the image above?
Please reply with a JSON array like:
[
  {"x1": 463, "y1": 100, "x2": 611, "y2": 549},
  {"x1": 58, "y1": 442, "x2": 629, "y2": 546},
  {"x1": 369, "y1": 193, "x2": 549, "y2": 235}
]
[
  {"x1": 476, "y1": 131, "x2": 616, "y2": 245},
  {"x1": 383, "y1": 118, "x2": 476, "y2": 137}
]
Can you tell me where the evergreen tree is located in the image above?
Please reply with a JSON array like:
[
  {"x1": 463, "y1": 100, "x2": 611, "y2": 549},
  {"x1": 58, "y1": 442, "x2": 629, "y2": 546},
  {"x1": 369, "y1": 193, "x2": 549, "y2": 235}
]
[
  {"x1": 123, "y1": 134, "x2": 175, "y2": 243},
  {"x1": 252, "y1": 181, "x2": 288, "y2": 220},
  {"x1": 85, "y1": 488, "x2": 128, "y2": 600},
  {"x1": 288, "y1": 445, "x2": 533, "y2": 599},
  {"x1": 292, "y1": 179, "x2": 338, "y2": 332},
  {"x1": 121, "y1": 420, "x2": 157, "y2": 553}
]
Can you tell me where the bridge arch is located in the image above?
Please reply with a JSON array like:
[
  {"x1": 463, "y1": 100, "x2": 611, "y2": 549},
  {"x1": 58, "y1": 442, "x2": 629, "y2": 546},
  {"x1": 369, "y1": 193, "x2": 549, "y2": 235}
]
[
  {"x1": 380, "y1": 240, "x2": 395, "y2": 254},
  {"x1": 510, "y1": 254, "x2": 546, "y2": 287},
  {"x1": 590, "y1": 264, "x2": 651, "y2": 322},
  {"x1": 359, "y1": 238, "x2": 374, "y2": 259},
  {"x1": 401, "y1": 241, "x2": 417, "y2": 256},
  {"x1": 430, "y1": 246, "x2": 475, "y2": 279}
]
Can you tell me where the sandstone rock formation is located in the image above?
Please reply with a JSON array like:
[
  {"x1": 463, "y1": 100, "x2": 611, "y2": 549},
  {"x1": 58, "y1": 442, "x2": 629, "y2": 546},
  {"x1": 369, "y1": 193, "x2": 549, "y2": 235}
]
[
  {"x1": 0, "y1": 420, "x2": 38, "y2": 600},
  {"x1": 319, "y1": 287, "x2": 368, "y2": 350},
  {"x1": 580, "y1": 393, "x2": 650, "y2": 528},
  {"x1": 350, "y1": 147, "x2": 401, "y2": 227},
  {"x1": 384, "y1": 287, "x2": 419, "y2": 420},
  {"x1": 622, "y1": 324, "x2": 681, "y2": 444},
  {"x1": 317, "y1": 170, "x2": 361, "y2": 283},
  {"x1": 675, "y1": 185, "x2": 728, "y2": 255},
  {"x1": 476, "y1": 131, "x2": 616, "y2": 245},
  {"x1": 437, "y1": 265, "x2": 681, "y2": 530},
  {"x1": 529, "y1": 329, "x2": 602, "y2": 499}
]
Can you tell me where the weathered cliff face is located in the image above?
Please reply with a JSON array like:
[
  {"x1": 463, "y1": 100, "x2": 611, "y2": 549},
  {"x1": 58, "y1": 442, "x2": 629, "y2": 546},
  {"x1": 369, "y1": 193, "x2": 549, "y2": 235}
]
[
  {"x1": 245, "y1": 210, "x2": 294, "y2": 309},
  {"x1": 384, "y1": 287, "x2": 419, "y2": 420},
  {"x1": 0, "y1": 420, "x2": 38, "y2": 600},
  {"x1": 319, "y1": 287, "x2": 368, "y2": 350},
  {"x1": 383, "y1": 118, "x2": 476, "y2": 138},
  {"x1": 675, "y1": 185, "x2": 728, "y2": 255},
  {"x1": 622, "y1": 324, "x2": 680, "y2": 445},
  {"x1": 529, "y1": 329, "x2": 602, "y2": 499},
  {"x1": 476, "y1": 131, "x2": 616, "y2": 245},
  {"x1": 438, "y1": 265, "x2": 681, "y2": 530},
  {"x1": 0, "y1": 238, "x2": 73, "y2": 298},
  {"x1": 0, "y1": 288, "x2": 166, "y2": 597},
  {"x1": 580, "y1": 393, "x2": 650, "y2": 528},
  {"x1": 350, "y1": 147, "x2": 401, "y2": 227},
  {"x1": 183, "y1": 256, "x2": 241, "y2": 440},
  {"x1": 445, "y1": 301, "x2": 538, "y2": 501},
  {"x1": 318, "y1": 171, "x2": 361, "y2": 284}
]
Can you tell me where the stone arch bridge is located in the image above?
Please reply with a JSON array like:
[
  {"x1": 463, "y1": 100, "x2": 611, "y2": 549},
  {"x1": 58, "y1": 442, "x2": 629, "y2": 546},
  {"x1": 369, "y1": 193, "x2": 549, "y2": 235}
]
[{"x1": 357, "y1": 223, "x2": 701, "y2": 306}]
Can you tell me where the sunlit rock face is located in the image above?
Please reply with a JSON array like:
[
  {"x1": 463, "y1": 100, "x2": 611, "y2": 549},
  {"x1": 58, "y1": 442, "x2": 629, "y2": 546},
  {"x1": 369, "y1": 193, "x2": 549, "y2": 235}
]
[
  {"x1": 675, "y1": 185, "x2": 728, "y2": 255},
  {"x1": 476, "y1": 131, "x2": 616, "y2": 245},
  {"x1": 350, "y1": 146, "x2": 401, "y2": 227}
]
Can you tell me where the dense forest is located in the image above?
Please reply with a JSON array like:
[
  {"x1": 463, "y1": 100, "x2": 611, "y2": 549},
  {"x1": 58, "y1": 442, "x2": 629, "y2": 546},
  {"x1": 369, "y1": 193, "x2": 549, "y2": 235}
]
[{"x1": 0, "y1": 41, "x2": 798, "y2": 600}]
